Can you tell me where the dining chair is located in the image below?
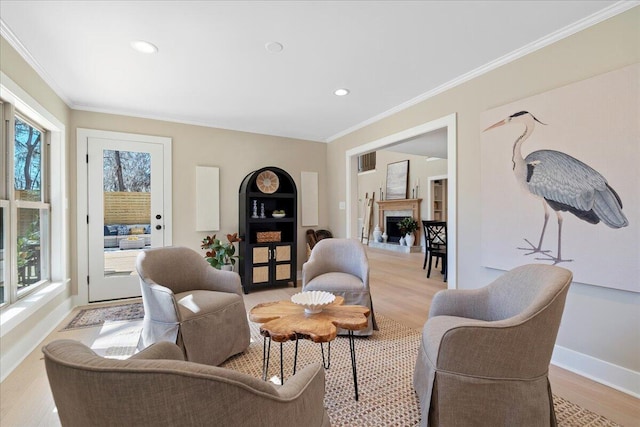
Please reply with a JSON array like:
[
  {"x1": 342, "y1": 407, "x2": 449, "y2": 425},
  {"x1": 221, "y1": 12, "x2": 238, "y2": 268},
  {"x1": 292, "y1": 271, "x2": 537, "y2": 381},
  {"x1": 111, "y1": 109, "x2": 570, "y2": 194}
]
[{"x1": 422, "y1": 221, "x2": 447, "y2": 282}]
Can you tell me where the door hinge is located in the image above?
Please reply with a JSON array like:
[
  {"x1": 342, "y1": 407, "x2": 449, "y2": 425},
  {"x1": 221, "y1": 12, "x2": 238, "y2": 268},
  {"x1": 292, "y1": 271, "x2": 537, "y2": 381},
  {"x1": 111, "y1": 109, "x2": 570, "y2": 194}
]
[
  {"x1": 87, "y1": 215, "x2": 89, "y2": 224},
  {"x1": 87, "y1": 275, "x2": 90, "y2": 285},
  {"x1": 86, "y1": 154, "x2": 89, "y2": 163}
]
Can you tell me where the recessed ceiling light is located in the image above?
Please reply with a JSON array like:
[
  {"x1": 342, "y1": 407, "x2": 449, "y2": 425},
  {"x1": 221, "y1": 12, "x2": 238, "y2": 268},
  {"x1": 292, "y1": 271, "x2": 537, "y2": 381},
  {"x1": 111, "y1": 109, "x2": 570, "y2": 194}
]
[
  {"x1": 265, "y1": 41, "x2": 284, "y2": 53},
  {"x1": 334, "y1": 88, "x2": 350, "y2": 96},
  {"x1": 130, "y1": 40, "x2": 158, "y2": 54}
]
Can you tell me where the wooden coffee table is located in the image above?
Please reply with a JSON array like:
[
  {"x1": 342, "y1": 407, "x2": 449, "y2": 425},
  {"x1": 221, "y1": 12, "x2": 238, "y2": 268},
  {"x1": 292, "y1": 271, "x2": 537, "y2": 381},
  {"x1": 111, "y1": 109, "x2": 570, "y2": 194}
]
[{"x1": 249, "y1": 296, "x2": 370, "y2": 400}]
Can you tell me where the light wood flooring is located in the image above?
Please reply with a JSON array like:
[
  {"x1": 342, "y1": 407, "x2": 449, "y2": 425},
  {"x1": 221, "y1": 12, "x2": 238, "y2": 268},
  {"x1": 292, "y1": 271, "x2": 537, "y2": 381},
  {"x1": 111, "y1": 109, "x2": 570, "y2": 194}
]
[{"x1": 1, "y1": 247, "x2": 638, "y2": 426}]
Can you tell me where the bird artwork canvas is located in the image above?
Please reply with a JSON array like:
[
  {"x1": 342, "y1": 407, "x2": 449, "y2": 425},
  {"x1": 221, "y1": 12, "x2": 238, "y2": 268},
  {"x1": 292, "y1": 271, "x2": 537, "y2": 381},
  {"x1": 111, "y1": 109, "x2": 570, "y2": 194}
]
[{"x1": 480, "y1": 63, "x2": 639, "y2": 293}]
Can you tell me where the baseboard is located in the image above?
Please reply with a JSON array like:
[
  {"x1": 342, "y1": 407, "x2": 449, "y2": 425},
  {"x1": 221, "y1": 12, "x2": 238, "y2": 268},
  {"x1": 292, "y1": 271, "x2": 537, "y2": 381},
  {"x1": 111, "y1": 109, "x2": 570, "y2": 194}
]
[
  {"x1": 0, "y1": 296, "x2": 74, "y2": 383},
  {"x1": 552, "y1": 345, "x2": 640, "y2": 398}
]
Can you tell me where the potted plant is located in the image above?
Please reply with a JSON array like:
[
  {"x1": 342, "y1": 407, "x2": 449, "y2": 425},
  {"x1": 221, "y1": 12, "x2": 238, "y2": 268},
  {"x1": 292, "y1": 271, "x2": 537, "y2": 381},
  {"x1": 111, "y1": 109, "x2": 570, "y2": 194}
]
[
  {"x1": 397, "y1": 217, "x2": 418, "y2": 246},
  {"x1": 201, "y1": 233, "x2": 242, "y2": 270}
]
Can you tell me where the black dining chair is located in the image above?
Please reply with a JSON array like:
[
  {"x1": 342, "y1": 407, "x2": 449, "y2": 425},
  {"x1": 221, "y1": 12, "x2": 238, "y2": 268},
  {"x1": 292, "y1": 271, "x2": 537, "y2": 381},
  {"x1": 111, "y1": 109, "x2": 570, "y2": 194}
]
[{"x1": 422, "y1": 221, "x2": 447, "y2": 282}]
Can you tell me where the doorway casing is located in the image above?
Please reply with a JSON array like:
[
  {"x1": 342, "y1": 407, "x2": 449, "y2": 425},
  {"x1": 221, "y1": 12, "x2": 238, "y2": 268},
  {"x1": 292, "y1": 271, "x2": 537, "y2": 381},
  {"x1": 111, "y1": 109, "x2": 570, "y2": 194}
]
[{"x1": 345, "y1": 113, "x2": 457, "y2": 289}]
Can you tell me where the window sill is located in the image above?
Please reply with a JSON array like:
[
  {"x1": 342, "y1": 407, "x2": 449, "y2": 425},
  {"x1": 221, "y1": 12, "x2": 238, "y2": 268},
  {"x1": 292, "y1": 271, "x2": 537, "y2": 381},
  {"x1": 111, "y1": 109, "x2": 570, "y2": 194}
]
[{"x1": 0, "y1": 280, "x2": 70, "y2": 337}]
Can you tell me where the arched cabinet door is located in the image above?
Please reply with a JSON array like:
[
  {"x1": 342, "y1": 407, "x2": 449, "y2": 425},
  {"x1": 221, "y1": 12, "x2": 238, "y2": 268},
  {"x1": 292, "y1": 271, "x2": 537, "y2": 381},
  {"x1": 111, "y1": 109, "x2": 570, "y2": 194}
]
[{"x1": 238, "y1": 167, "x2": 297, "y2": 294}]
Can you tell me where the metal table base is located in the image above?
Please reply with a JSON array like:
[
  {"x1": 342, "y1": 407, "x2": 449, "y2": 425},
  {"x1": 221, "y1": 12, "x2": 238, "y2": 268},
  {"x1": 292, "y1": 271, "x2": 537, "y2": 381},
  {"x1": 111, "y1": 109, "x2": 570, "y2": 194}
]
[{"x1": 261, "y1": 331, "x2": 360, "y2": 401}]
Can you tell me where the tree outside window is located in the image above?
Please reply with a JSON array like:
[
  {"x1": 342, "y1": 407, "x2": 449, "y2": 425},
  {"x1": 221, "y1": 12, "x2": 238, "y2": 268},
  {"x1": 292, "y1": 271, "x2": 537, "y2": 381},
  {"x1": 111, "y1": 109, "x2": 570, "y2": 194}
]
[{"x1": 14, "y1": 116, "x2": 47, "y2": 290}]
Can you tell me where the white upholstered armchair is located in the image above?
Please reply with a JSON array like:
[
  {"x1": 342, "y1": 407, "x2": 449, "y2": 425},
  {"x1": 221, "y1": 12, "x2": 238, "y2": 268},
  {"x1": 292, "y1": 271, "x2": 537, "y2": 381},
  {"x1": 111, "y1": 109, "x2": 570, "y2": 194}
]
[
  {"x1": 413, "y1": 264, "x2": 573, "y2": 427},
  {"x1": 136, "y1": 246, "x2": 250, "y2": 366},
  {"x1": 302, "y1": 238, "x2": 378, "y2": 335}
]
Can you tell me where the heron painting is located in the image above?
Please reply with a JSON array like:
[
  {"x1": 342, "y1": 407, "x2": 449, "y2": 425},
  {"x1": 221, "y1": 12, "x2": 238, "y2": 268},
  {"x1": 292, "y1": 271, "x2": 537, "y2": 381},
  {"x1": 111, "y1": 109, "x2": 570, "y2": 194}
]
[
  {"x1": 484, "y1": 111, "x2": 628, "y2": 265},
  {"x1": 480, "y1": 64, "x2": 638, "y2": 292}
]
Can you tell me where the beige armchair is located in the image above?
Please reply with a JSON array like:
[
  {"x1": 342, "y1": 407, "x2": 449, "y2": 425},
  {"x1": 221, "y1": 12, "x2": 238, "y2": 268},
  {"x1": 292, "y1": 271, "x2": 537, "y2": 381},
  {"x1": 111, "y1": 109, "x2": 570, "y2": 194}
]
[
  {"x1": 43, "y1": 339, "x2": 330, "y2": 427},
  {"x1": 413, "y1": 264, "x2": 572, "y2": 427},
  {"x1": 137, "y1": 246, "x2": 250, "y2": 366},
  {"x1": 302, "y1": 238, "x2": 377, "y2": 335}
]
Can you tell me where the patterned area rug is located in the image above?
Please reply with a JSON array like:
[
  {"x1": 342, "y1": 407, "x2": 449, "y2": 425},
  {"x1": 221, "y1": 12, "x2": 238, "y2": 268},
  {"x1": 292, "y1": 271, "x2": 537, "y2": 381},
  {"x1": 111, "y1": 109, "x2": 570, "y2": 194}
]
[
  {"x1": 222, "y1": 315, "x2": 620, "y2": 427},
  {"x1": 62, "y1": 302, "x2": 144, "y2": 330}
]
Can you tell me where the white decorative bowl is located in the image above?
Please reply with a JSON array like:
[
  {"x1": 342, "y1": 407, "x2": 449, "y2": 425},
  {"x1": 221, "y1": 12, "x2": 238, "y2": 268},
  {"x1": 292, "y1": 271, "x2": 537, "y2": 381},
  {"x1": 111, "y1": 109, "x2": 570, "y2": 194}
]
[
  {"x1": 291, "y1": 291, "x2": 336, "y2": 314},
  {"x1": 272, "y1": 213, "x2": 286, "y2": 218}
]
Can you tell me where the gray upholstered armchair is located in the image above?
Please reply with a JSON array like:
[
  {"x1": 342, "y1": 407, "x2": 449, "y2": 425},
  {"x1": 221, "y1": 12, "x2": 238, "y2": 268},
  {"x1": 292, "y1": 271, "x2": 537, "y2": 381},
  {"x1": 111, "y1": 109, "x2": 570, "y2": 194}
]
[
  {"x1": 302, "y1": 238, "x2": 377, "y2": 335},
  {"x1": 137, "y1": 246, "x2": 250, "y2": 366},
  {"x1": 413, "y1": 264, "x2": 572, "y2": 427},
  {"x1": 43, "y1": 339, "x2": 330, "y2": 427}
]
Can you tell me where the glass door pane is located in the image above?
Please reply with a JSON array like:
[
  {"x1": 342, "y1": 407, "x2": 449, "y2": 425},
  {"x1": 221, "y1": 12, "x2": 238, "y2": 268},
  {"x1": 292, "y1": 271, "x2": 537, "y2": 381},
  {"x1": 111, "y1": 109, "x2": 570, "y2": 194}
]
[
  {"x1": 17, "y1": 208, "x2": 41, "y2": 291},
  {"x1": 102, "y1": 149, "x2": 151, "y2": 278}
]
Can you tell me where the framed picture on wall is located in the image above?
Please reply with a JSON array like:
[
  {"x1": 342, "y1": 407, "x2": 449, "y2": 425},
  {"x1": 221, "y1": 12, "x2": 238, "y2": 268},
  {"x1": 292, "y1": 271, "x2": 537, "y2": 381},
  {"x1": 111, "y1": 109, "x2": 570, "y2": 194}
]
[
  {"x1": 386, "y1": 160, "x2": 409, "y2": 200},
  {"x1": 480, "y1": 63, "x2": 639, "y2": 293}
]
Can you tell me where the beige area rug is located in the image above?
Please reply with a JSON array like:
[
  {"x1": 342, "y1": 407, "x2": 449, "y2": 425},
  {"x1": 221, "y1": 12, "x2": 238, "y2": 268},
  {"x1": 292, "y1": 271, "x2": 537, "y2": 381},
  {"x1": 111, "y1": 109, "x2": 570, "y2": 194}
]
[
  {"x1": 60, "y1": 303, "x2": 619, "y2": 426},
  {"x1": 222, "y1": 315, "x2": 620, "y2": 427}
]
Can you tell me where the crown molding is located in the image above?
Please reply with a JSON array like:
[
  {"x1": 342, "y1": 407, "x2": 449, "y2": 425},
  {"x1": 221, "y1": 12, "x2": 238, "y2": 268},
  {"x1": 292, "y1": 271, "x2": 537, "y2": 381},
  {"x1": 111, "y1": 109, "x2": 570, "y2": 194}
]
[
  {"x1": 3, "y1": 1, "x2": 638, "y2": 144},
  {"x1": 325, "y1": 1, "x2": 640, "y2": 143},
  {"x1": 0, "y1": 19, "x2": 74, "y2": 107}
]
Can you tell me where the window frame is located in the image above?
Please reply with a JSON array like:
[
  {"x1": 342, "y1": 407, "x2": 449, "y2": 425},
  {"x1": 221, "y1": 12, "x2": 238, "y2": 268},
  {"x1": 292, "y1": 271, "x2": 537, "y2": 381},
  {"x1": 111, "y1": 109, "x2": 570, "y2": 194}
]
[
  {"x1": 0, "y1": 72, "x2": 67, "y2": 312},
  {"x1": 357, "y1": 151, "x2": 376, "y2": 173},
  {"x1": 2, "y1": 99, "x2": 50, "y2": 303}
]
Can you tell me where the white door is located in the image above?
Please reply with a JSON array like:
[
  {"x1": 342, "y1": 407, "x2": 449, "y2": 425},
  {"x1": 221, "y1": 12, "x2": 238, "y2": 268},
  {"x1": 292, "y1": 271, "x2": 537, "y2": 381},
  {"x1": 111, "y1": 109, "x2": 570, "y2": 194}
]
[{"x1": 87, "y1": 137, "x2": 166, "y2": 302}]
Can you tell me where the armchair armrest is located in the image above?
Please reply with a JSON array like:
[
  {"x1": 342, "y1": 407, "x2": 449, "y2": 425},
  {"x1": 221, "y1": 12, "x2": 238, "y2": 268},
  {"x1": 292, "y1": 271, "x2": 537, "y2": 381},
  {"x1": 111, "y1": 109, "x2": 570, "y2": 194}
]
[
  {"x1": 302, "y1": 259, "x2": 323, "y2": 286},
  {"x1": 359, "y1": 263, "x2": 370, "y2": 289},
  {"x1": 429, "y1": 288, "x2": 491, "y2": 320},
  {"x1": 277, "y1": 362, "x2": 325, "y2": 399},
  {"x1": 271, "y1": 363, "x2": 328, "y2": 424},
  {"x1": 129, "y1": 341, "x2": 185, "y2": 361},
  {"x1": 202, "y1": 268, "x2": 244, "y2": 296},
  {"x1": 426, "y1": 315, "x2": 555, "y2": 379},
  {"x1": 139, "y1": 279, "x2": 180, "y2": 323}
]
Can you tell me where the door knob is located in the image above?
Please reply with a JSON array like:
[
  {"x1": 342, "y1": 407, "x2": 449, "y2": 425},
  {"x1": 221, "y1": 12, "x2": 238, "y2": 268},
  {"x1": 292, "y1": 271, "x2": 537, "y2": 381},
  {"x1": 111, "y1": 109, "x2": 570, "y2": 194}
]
[
  {"x1": 155, "y1": 225, "x2": 162, "y2": 230},
  {"x1": 156, "y1": 214, "x2": 162, "y2": 220}
]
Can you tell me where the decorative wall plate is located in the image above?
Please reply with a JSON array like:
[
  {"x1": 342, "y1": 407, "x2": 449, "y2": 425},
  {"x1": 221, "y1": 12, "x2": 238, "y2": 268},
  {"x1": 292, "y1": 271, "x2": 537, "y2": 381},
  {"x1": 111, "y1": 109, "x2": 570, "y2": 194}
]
[{"x1": 256, "y1": 170, "x2": 279, "y2": 194}]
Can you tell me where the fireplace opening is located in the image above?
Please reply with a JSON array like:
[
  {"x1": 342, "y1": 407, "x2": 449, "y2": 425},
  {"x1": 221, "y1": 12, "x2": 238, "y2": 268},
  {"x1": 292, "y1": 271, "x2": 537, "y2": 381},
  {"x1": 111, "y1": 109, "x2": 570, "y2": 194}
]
[{"x1": 385, "y1": 216, "x2": 405, "y2": 243}]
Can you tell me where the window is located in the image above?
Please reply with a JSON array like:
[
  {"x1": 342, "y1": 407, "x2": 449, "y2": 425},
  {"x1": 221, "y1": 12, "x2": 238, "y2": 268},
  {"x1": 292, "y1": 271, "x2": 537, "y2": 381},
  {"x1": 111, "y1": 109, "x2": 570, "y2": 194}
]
[
  {"x1": 0, "y1": 100, "x2": 51, "y2": 306},
  {"x1": 358, "y1": 151, "x2": 376, "y2": 173}
]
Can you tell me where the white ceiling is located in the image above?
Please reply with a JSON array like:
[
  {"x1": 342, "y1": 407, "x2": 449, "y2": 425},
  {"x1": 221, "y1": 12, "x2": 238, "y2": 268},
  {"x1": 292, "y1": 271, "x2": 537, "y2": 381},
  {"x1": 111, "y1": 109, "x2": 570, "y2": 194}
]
[{"x1": 0, "y1": 1, "x2": 630, "y2": 143}]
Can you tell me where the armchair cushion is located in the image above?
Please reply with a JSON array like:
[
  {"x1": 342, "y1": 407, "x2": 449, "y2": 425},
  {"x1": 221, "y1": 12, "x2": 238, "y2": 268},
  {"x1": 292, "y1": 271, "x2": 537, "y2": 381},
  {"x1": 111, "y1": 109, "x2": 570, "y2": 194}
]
[
  {"x1": 304, "y1": 272, "x2": 364, "y2": 292},
  {"x1": 175, "y1": 290, "x2": 241, "y2": 320}
]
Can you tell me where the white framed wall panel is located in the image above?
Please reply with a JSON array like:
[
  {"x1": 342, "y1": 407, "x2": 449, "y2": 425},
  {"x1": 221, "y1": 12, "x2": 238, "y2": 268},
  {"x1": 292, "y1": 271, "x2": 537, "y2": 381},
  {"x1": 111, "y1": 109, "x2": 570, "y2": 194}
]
[
  {"x1": 301, "y1": 171, "x2": 319, "y2": 226},
  {"x1": 195, "y1": 166, "x2": 220, "y2": 231}
]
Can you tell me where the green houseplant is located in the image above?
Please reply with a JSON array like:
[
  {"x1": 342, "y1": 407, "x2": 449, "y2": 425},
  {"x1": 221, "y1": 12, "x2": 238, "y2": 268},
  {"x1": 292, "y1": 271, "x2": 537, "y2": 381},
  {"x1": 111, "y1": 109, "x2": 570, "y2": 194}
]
[
  {"x1": 397, "y1": 217, "x2": 418, "y2": 235},
  {"x1": 397, "y1": 217, "x2": 418, "y2": 247},
  {"x1": 201, "y1": 233, "x2": 242, "y2": 270}
]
